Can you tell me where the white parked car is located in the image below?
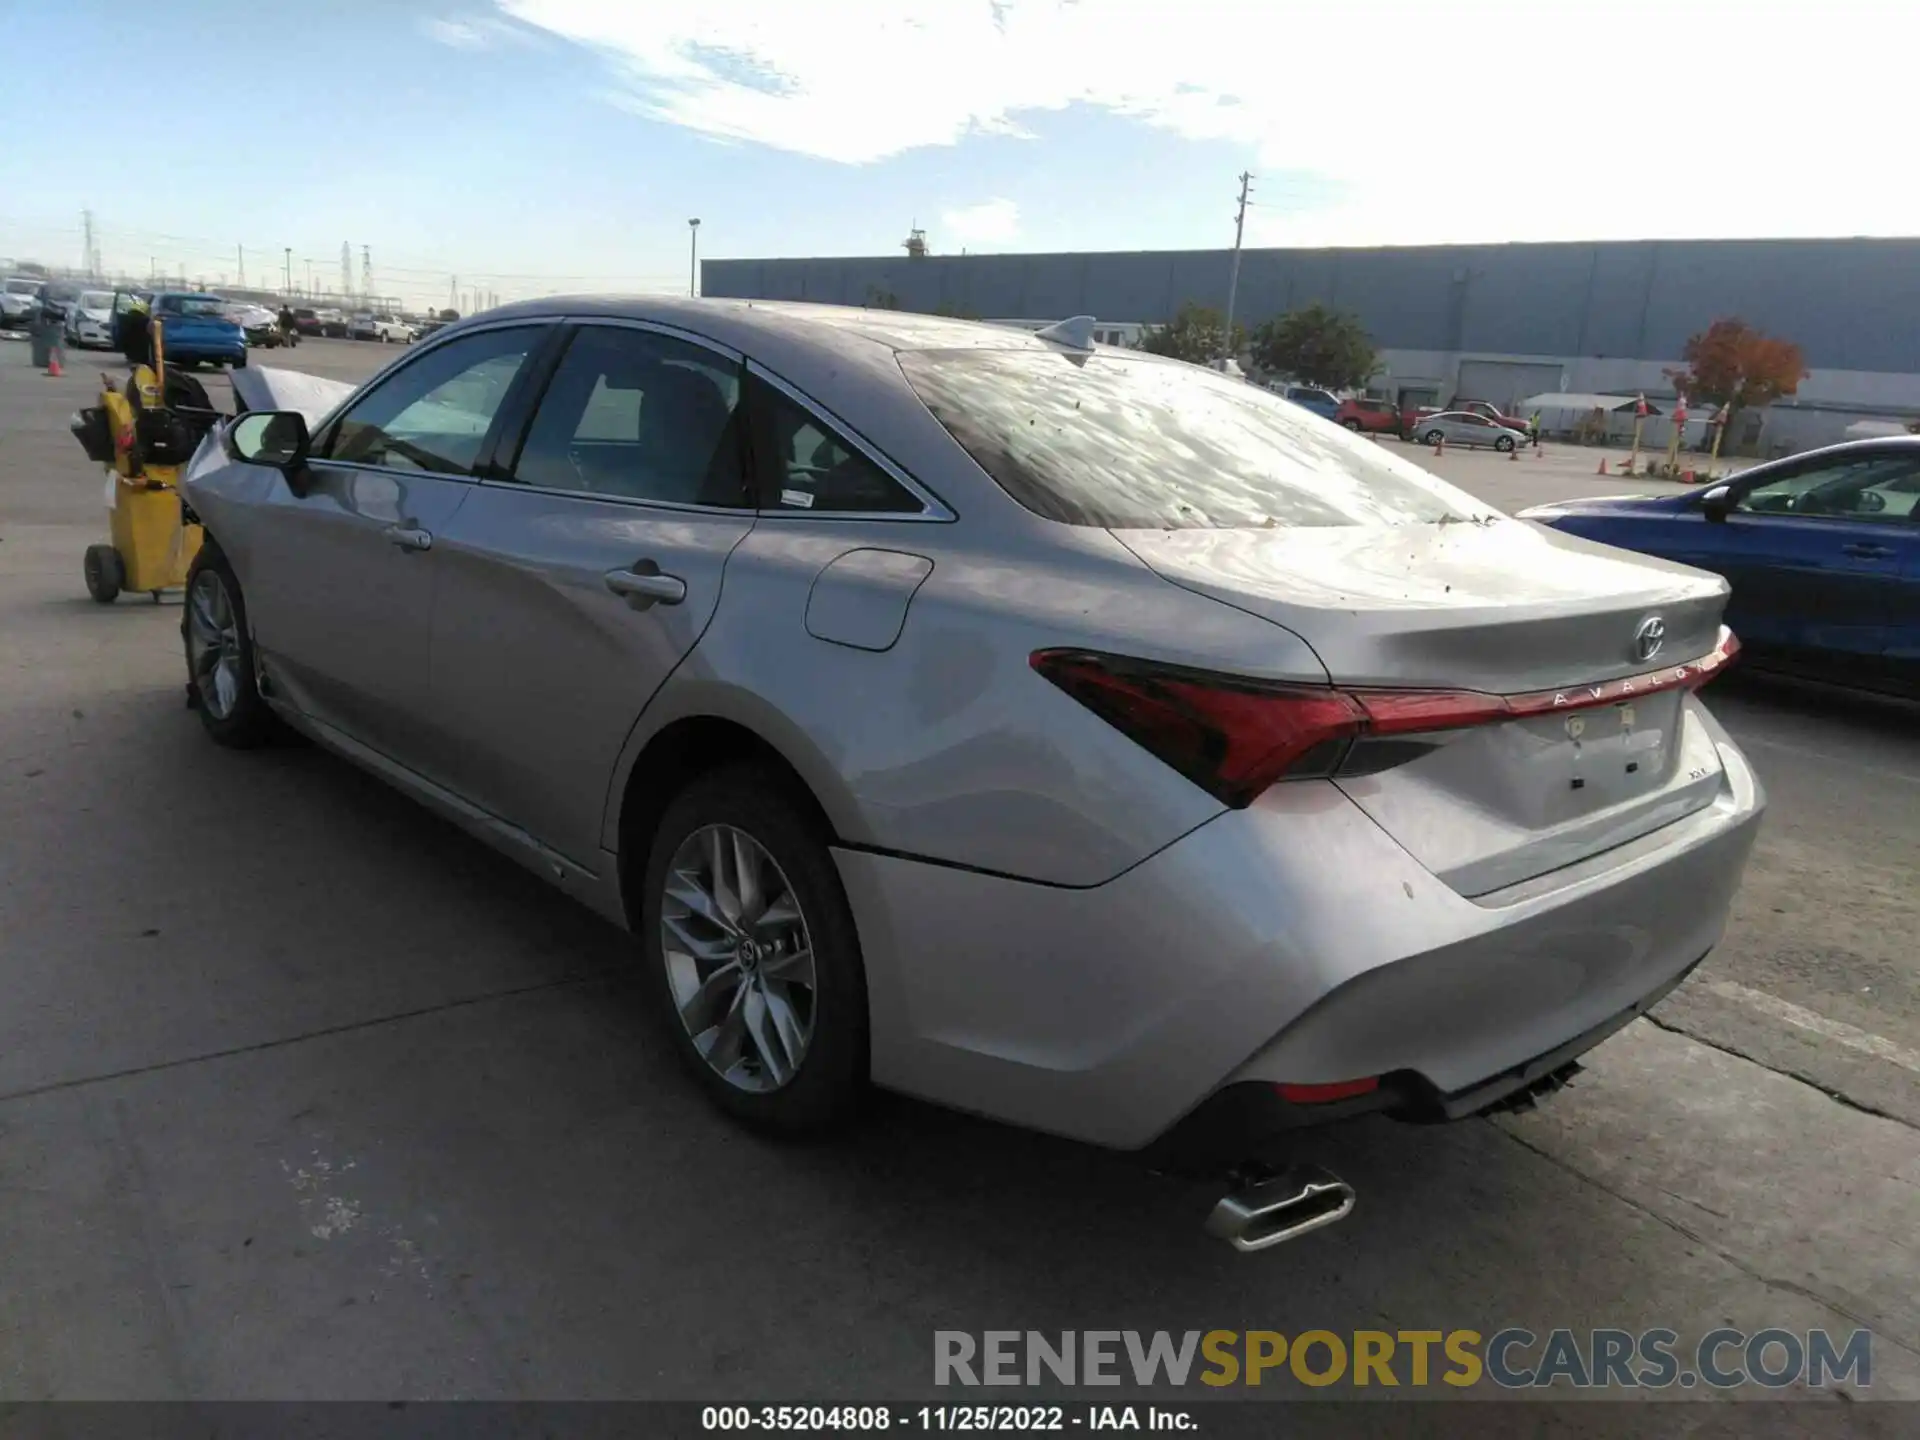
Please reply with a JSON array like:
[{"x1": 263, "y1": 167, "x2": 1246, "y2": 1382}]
[
  {"x1": 349, "y1": 311, "x2": 413, "y2": 343},
  {"x1": 65, "y1": 289, "x2": 117, "y2": 349},
  {"x1": 1, "y1": 275, "x2": 45, "y2": 330}
]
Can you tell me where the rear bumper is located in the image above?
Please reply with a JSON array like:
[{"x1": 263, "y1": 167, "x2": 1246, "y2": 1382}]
[{"x1": 836, "y1": 711, "x2": 1763, "y2": 1154}]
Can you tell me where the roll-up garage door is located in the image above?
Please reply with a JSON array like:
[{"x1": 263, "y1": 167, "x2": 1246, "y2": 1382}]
[{"x1": 1455, "y1": 360, "x2": 1565, "y2": 412}]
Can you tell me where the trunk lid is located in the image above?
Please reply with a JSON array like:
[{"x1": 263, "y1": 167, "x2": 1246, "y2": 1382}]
[{"x1": 1113, "y1": 519, "x2": 1735, "y2": 896}]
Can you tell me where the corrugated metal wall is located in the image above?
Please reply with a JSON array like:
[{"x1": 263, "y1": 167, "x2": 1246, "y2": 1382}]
[{"x1": 703, "y1": 238, "x2": 1920, "y2": 374}]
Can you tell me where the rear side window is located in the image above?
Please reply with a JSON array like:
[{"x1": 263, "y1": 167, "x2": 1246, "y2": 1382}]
[
  {"x1": 508, "y1": 326, "x2": 749, "y2": 507},
  {"x1": 748, "y1": 375, "x2": 925, "y2": 515},
  {"x1": 898, "y1": 350, "x2": 1474, "y2": 529}
]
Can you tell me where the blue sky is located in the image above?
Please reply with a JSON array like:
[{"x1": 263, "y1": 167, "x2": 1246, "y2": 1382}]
[{"x1": 1, "y1": 1, "x2": 1910, "y2": 310}]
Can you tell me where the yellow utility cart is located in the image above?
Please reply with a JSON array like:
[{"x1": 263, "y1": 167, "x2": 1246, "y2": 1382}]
[{"x1": 71, "y1": 316, "x2": 216, "y2": 604}]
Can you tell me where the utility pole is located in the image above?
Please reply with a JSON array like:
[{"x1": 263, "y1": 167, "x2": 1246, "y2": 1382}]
[
  {"x1": 1221, "y1": 170, "x2": 1251, "y2": 362},
  {"x1": 82, "y1": 209, "x2": 97, "y2": 275},
  {"x1": 237, "y1": 244, "x2": 245, "y2": 288},
  {"x1": 284, "y1": 247, "x2": 292, "y2": 295},
  {"x1": 360, "y1": 245, "x2": 372, "y2": 305},
  {"x1": 1222, "y1": 171, "x2": 1253, "y2": 363},
  {"x1": 450, "y1": 275, "x2": 458, "y2": 313},
  {"x1": 688, "y1": 218, "x2": 701, "y2": 297},
  {"x1": 340, "y1": 242, "x2": 353, "y2": 300}
]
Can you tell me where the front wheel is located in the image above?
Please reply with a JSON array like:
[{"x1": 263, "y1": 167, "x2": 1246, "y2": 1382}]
[
  {"x1": 182, "y1": 545, "x2": 277, "y2": 748},
  {"x1": 1423, "y1": 429, "x2": 1446, "y2": 446},
  {"x1": 640, "y1": 765, "x2": 869, "y2": 1135},
  {"x1": 1495, "y1": 435, "x2": 1516, "y2": 452}
]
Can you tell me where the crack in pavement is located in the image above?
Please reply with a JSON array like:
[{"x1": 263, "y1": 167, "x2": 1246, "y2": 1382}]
[
  {"x1": 0, "y1": 969, "x2": 615, "y2": 1111},
  {"x1": 1643, "y1": 1011, "x2": 1918, "y2": 1131},
  {"x1": 1494, "y1": 1122, "x2": 1920, "y2": 1361}
]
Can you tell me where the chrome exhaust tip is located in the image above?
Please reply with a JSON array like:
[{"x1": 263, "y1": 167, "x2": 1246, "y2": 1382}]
[{"x1": 1205, "y1": 1165, "x2": 1355, "y2": 1253}]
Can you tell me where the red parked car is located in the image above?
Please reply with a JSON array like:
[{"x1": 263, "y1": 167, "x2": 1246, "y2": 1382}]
[{"x1": 1334, "y1": 397, "x2": 1403, "y2": 435}]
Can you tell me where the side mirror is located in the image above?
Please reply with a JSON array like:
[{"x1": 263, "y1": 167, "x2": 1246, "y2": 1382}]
[
  {"x1": 226, "y1": 409, "x2": 310, "y2": 471},
  {"x1": 1699, "y1": 485, "x2": 1733, "y2": 523}
]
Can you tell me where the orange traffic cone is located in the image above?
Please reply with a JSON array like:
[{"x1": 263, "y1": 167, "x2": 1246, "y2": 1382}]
[
  {"x1": 46, "y1": 353, "x2": 63, "y2": 377},
  {"x1": 1597, "y1": 458, "x2": 1608, "y2": 475},
  {"x1": 1432, "y1": 436, "x2": 1444, "y2": 456},
  {"x1": 1508, "y1": 444, "x2": 1518, "y2": 461},
  {"x1": 1681, "y1": 469, "x2": 1696, "y2": 484}
]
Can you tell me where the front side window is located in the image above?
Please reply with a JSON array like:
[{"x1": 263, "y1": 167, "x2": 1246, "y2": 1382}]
[
  {"x1": 324, "y1": 325, "x2": 540, "y2": 476},
  {"x1": 750, "y1": 376, "x2": 925, "y2": 515},
  {"x1": 901, "y1": 349, "x2": 1475, "y2": 530},
  {"x1": 1737, "y1": 455, "x2": 1920, "y2": 523},
  {"x1": 508, "y1": 326, "x2": 747, "y2": 506}
]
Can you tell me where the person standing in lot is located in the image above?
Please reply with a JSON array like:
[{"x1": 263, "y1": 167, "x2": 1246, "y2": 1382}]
[
  {"x1": 278, "y1": 303, "x2": 298, "y2": 346},
  {"x1": 30, "y1": 299, "x2": 66, "y2": 373},
  {"x1": 1528, "y1": 410, "x2": 1542, "y2": 446}
]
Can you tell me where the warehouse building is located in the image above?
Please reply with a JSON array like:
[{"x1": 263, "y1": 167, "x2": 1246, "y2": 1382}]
[{"x1": 703, "y1": 237, "x2": 1920, "y2": 455}]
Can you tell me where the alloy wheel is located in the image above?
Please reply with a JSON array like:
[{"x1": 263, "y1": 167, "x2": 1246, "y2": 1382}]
[
  {"x1": 185, "y1": 569, "x2": 244, "y2": 719},
  {"x1": 660, "y1": 823, "x2": 817, "y2": 1093}
]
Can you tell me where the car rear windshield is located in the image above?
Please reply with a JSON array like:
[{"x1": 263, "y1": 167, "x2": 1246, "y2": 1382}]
[{"x1": 898, "y1": 349, "x2": 1473, "y2": 529}]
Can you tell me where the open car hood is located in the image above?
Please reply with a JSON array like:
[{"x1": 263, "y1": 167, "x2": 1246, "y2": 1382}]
[{"x1": 230, "y1": 366, "x2": 355, "y2": 426}]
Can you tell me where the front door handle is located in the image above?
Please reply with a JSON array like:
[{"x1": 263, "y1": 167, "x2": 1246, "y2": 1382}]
[
  {"x1": 604, "y1": 564, "x2": 687, "y2": 607},
  {"x1": 385, "y1": 525, "x2": 433, "y2": 553},
  {"x1": 1841, "y1": 542, "x2": 1894, "y2": 559}
]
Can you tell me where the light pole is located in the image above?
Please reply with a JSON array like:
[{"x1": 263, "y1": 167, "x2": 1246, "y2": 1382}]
[
  {"x1": 284, "y1": 247, "x2": 292, "y2": 295},
  {"x1": 688, "y1": 218, "x2": 701, "y2": 297}
]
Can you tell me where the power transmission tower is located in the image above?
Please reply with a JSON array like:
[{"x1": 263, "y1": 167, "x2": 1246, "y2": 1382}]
[
  {"x1": 237, "y1": 245, "x2": 246, "y2": 288},
  {"x1": 361, "y1": 245, "x2": 373, "y2": 306},
  {"x1": 82, "y1": 209, "x2": 99, "y2": 276},
  {"x1": 340, "y1": 242, "x2": 353, "y2": 300},
  {"x1": 1221, "y1": 171, "x2": 1253, "y2": 362}
]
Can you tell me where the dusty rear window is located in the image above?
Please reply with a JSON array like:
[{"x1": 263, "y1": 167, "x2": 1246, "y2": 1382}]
[{"x1": 899, "y1": 349, "x2": 1473, "y2": 529}]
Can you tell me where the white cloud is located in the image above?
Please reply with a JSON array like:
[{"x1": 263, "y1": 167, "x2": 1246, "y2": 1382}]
[
  {"x1": 942, "y1": 198, "x2": 1020, "y2": 247},
  {"x1": 420, "y1": 13, "x2": 539, "y2": 50},
  {"x1": 493, "y1": 0, "x2": 1920, "y2": 241}
]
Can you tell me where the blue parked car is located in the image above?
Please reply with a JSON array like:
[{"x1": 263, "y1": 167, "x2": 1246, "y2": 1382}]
[
  {"x1": 152, "y1": 292, "x2": 247, "y2": 369},
  {"x1": 1520, "y1": 438, "x2": 1920, "y2": 698},
  {"x1": 1277, "y1": 383, "x2": 1341, "y2": 421}
]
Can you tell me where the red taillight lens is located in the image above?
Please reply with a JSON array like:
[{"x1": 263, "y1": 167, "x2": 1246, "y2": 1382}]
[
  {"x1": 1028, "y1": 651, "x2": 1368, "y2": 807},
  {"x1": 1276, "y1": 1077, "x2": 1381, "y2": 1104},
  {"x1": 1030, "y1": 629, "x2": 1739, "y2": 809}
]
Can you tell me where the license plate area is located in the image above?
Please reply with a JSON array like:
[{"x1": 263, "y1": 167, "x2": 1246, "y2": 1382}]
[{"x1": 1510, "y1": 690, "x2": 1690, "y2": 822}]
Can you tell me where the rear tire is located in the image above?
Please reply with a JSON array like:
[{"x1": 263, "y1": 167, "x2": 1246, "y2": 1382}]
[
  {"x1": 639, "y1": 764, "x2": 868, "y2": 1136},
  {"x1": 1423, "y1": 428, "x2": 1445, "y2": 446},
  {"x1": 83, "y1": 544, "x2": 123, "y2": 603},
  {"x1": 1342, "y1": 419, "x2": 1363, "y2": 432},
  {"x1": 181, "y1": 543, "x2": 277, "y2": 749}
]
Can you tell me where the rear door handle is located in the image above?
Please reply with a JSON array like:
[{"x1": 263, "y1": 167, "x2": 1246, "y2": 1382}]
[
  {"x1": 604, "y1": 564, "x2": 686, "y2": 607},
  {"x1": 1841, "y1": 542, "x2": 1895, "y2": 558},
  {"x1": 384, "y1": 525, "x2": 433, "y2": 552}
]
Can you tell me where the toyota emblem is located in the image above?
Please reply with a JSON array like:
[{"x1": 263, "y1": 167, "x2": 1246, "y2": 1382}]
[{"x1": 1634, "y1": 616, "x2": 1667, "y2": 662}]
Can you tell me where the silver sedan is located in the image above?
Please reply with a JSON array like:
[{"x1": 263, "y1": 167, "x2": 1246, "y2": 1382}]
[
  {"x1": 177, "y1": 301, "x2": 1762, "y2": 1249},
  {"x1": 1416, "y1": 410, "x2": 1530, "y2": 450}
]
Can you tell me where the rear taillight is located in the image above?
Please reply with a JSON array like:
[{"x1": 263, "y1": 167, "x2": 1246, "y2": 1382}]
[{"x1": 1029, "y1": 629, "x2": 1739, "y2": 809}]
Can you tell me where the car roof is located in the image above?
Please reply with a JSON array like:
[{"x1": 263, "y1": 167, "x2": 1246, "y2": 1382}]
[
  {"x1": 457, "y1": 295, "x2": 1183, "y2": 365},
  {"x1": 156, "y1": 291, "x2": 225, "y2": 302}
]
